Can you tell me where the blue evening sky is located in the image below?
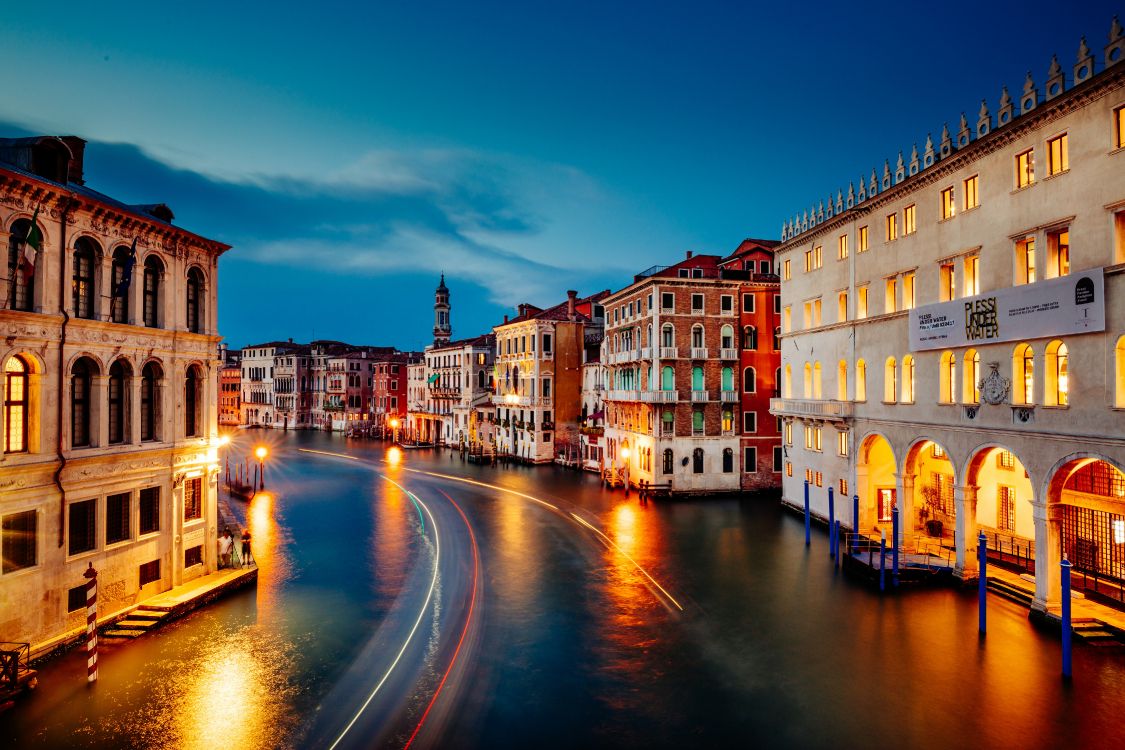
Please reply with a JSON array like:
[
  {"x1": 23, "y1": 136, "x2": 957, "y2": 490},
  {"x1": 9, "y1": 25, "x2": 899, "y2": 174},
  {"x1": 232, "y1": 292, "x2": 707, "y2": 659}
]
[{"x1": 0, "y1": 1, "x2": 1118, "y2": 351}]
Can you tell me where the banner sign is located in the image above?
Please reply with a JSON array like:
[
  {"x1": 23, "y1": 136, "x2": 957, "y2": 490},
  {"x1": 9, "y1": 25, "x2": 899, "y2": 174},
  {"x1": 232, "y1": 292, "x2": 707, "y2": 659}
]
[{"x1": 908, "y1": 268, "x2": 1105, "y2": 351}]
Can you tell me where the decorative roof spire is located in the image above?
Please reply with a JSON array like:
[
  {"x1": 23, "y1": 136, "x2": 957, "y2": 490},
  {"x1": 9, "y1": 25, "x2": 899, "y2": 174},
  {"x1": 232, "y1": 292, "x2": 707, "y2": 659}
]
[
  {"x1": 1078, "y1": 36, "x2": 1091, "y2": 60},
  {"x1": 1048, "y1": 54, "x2": 1062, "y2": 77}
]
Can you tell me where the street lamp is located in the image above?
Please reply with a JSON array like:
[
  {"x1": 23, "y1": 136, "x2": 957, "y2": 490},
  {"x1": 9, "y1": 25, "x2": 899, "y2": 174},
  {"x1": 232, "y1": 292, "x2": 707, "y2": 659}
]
[
  {"x1": 389, "y1": 417, "x2": 400, "y2": 444},
  {"x1": 620, "y1": 446, "x2": 631, "y2": 494},
  {"x1": 255, "y1": 446, "x2": 268, "y2": 490}
]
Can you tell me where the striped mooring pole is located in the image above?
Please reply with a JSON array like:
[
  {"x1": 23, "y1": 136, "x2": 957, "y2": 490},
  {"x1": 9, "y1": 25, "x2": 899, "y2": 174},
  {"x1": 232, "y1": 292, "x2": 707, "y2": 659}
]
[{"x1": 83, "y1": 563, "x2": 98, "y2": 684}]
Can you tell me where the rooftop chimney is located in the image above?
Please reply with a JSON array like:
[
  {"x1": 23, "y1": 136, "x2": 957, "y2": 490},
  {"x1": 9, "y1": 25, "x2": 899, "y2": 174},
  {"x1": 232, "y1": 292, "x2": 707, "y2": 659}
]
[
  {"x1": 567, "y1": 289, "x2": 577, "y2": 320},
  {"x1": 686, "y1": 250, "x2": 694, "y2": 259},
  {"x1": 504, "y1": 314, "x2": 509, "y2": 324}
]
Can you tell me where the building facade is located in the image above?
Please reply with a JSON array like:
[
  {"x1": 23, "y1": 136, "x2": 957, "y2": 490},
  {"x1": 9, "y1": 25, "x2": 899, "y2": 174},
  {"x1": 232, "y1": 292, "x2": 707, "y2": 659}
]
[
  {"x1": 578, "y1": 349, "x2": 607, "y2": 471},
  {"x1": 0, "y1": 135, "x2": 229, "y2": 654},
  {"x1": 771, "y1": 27, "x2": 1125, "y2": 615},
  {"x1": 219, "y1": 352, "x2": 241, "y2": 427}
]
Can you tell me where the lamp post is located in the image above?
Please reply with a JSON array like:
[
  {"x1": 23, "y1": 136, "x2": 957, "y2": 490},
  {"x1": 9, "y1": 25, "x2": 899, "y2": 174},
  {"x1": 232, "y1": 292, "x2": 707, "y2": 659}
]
[
  {"x1": 389, "y1": 417, "x2": 400, "y2": 445},
  {"x1": 621, "y1": 446, "x2": 631, "y2": 495},
  {"x1": 255, "y1": 446, "x2": 268, "y2": 490}
]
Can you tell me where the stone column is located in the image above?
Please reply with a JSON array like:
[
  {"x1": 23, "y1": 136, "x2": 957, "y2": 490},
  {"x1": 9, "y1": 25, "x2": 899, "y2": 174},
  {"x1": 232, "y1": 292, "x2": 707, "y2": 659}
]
[
  {"x1": 901, "y1": 472, "x2": 917, "y2": 549},
  {"x1": 1032, "y1": 501, "x2": 1063, "y2": 612},
  {"x1": 130, "y1": 370, "x2": 142, "y2": 446},
  {"x1": 855, "y1": 464, "x2": 870, "y2": 534},
  {"x1": 92, "y1": 374, "x2": 109, "y2": 448},
  {"x1": 172, "y1": 481, "x2": 184, "y2": 587},
  {"x1": 955, "y1": 484, "x2": 980, "y2": 577},
  {"x1": 99, "y1": 252, "x2": 114, "y2": 322}
]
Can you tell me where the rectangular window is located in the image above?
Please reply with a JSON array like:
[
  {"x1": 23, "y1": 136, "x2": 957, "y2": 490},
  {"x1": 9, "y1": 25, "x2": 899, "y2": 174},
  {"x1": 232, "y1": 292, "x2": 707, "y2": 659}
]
[
  {"x1": 691, "y1": 294, "x2": 704, "y2": 313},
  {"x1": 105, "y1": 492, "x2": 130, "y2": 545},
  {"x1": 804, "y1": 249, "x2": 812, "y2": 272},
  {"x1": 1047, "y1": 229, "x2": 1070, "y2": 278},
  {"x1": 941, "y1": 187, "x2": 956, "y2": 220},
  {"x1": 185, "y1": 545, "x2": 203, "y2": 568},
  {"x1": 837, "y1": 430, "x2": 849, "y2": 457},
  {"x1": 1016, "y1": 237, "x2": 1037, "y2": 285},
  {"x1": 1047, "y1": 133, "x2": 1068, "y2": 175},
  {"x1": 772, "y1": 446, "x2": 783, "y2": 472},
  {"x1": 68, "y1": 584, "x2": 87, "y2": 612},
  {"x1": 885, "y1": 213, "x2": 898, "y2": 241},
  {"x1": 857, "y1": 285, "x2": 869, "y2": 319},
  {"x1": 184, "y1": 477, "x2": 202, "y2": 521},
  {"x1": 839, "y1": 479, "x2": 849, "y2": 497},
  {"x1": 858, "y1": 225, "x2": 869, "y2": 252},
  {"x1": 543, "y1": 334, "x2": 552, "y2": 353},
  {"x1": 661, "y1": 292, "x2": 674, "y2": 311},
  {"x1": 815, "y1": 471, "x2": 823, "y2": 488},
  {"x1": 774, "y1": 294, "x2": 781, "y2": 314},
  {"x1": 1, "y1": 510, "x2": 37, "y2": 573},
  {"x1": 998, "y1": 486, "x2": 1016, "y2": 532},
  {"x1": 69, "y1": 499, "x2": 96, "y2": 556},
  {"x1": 783, "y1": 306, "x2": 792, "y2": 333},
  {"x1": 743, "y1": 411, "x2": 757, "y2": 433},
  {"x1": 903, "y1": 272, "x2": 915, "y2": 310},
  {"x1": 139, "y1": 559, "x2": 161, "y2": 587},
  {"x1": 1016, "y1": 148, "x2": 1035, "y2": 188},
  {"x1": 884, "y1": 278, "x2": 897, "y2": 313},
  {"x1": 964, "y1": 256, "x2": 980, "y2": 296},
  {"x1": 802, "y1": 302, "x2": 811, "y2": 329},
  {"x1": 786, "y1": 462, "x2": 793, "y2": 477},
  {"x1": 838, "y1": 290, "x2": 848, "y2": 322},
  {"x1": 940, "y1": 263, "x2": 955, "y2": 301},
  {"x1": 739, "y1": 294, "x2": 752, "y2": 313},
  {"x1": 139, "y1": 487, "x2": 160, "y2": 535},
  {"x1": 542, "y1": 379, "x2": 551, "y2": 398},
  {"x1": 963, "y1": 175, "x2": 979, "y2": 210},
  {"x1": 782, "y1": 259, "x2": 791, "y2": 280},
  {"x1": 812, "y1": 298, "x2": 822, "y2": 327},
  {"x1": 744, "y1": 447, "x2": 758, "y2": 473},
  {"x1": 814, "y1": 245, "x2": 822, "y2": 269},
  {"x1": 904, "y1": 204, "x2": 916, "y2": 235},
  {"x1": 691, "y1": 268, "x2": 703, "y2": 278},
  {"x1": 837, "y1": 234, "x2": 848, "y2": 259},
  {"x1": 1117, "y1": 105, "x2": 1125, "y2": 149}
]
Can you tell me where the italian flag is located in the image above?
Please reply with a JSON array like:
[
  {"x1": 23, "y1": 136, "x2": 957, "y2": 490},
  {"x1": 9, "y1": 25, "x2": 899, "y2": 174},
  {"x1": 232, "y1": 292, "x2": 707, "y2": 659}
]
[{"x1": 19, "y1": 205, "x2": 43, "y2": 281}]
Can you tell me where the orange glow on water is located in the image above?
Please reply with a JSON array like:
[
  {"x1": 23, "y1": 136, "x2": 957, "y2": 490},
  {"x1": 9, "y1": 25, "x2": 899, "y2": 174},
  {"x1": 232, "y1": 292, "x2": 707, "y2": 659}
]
[{"x1": 387, "y1": 446, "x2": 403, "y2": 465}]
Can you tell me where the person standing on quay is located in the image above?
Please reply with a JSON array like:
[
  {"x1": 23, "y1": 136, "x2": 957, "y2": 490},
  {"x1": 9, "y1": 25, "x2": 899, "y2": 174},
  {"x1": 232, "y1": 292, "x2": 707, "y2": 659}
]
[
  {"x1": 218, "y1": 528, "x2": 233, "y2": 568},
  {"x1": 241, "y1": 528, "x2": 254, "y2": 567}
]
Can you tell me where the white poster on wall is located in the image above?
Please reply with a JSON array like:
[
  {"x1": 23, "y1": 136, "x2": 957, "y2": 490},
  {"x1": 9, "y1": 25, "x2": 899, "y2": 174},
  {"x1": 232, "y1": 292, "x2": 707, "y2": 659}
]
[{"x1": 908, "y1": 268, "x2": 1105, "y2": 351}]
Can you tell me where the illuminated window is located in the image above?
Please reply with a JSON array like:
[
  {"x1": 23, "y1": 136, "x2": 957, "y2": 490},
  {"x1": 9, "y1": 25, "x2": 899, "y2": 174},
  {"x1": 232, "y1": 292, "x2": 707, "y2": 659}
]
[
  {"x1": 806, "y1": 468, "x2": 813, "y2": 483},
  {"x1": 837, "y1": 360, "x2": 848, "y2": 400},
  {"x1": 997, "y1": 450, "x2": 1016, "y2": 470},
  {"x1": 783, "y1": 365, "x2": 792, "y2": 398},
  {"x1": 804, "y1": 249, "x2": 812, "y2": 272},
  {"x1": 815, "y1": 471, "x2": 823, "y2": 487},
  {"x1": 6, "y1": 219, "x2": 38, "y2": 312},
  {"x1": 838, "y1": 234, "x2": 848, "y2": 259},
  {"x1": 963, "y1": 175, "x2": 979, "y2": 210},
  {"x1": 884, "y1": 278, "x2": 897, "y2": 313},
  {"x1": 1015, "y1": 148, "x2": 1035, "y2": 188},
  {"x1": 856, "y1": 359, "x2": 867, "y2": 402},
  {"x1": 904, "y1": 204, "x2": 916, "y2": 235},
  {"x1": 3, "y1": 356, "x2": 29, "y2": 453},
  {"x1": 997, "y1": 486, "x2": 1016, "y2": 532},
  {"x1": 2, "y1": 509, "x2": 37, "y2": 573},
  {"x1": 963, "y1": 349, "x2": 980, "y2": 404},
  {"x1": 839, "y1": 479, "x2": 848, "y2": 496},
  {"x1": 939, "y1": 351, "x2": 956, "y2": 404},
  {"x1": 901, "y1": 355, "x2": 915, "y2": 403},
  {"x1": 858, "y1": 225, "x2": 869, "y2": 252},
  {"x1": 964, "y1": 255, "x2": 980, "y2": 296},
  {"x1": 783, "y1": 258, "x2": 791, "y2": 280},
  {"x1": 941, "y1": 186, "x2": 956, "y2": 219},
  {"x1": 885, "y1": 212, "x2": 898, "y2": 241},
  {"x1": 1117, "y1": 336, "x2": 1125, "y2": 408},
  {"x1": 802, "y1": 302, "x2": 811, "y2": 329},
  {"x1": 1117, "y1": 211, "x2": 1125, "y2": 265},
  {"x1": 813, "y1": 362, "x2": 822, "y2": 399},
  {"x1": 903, "y1": 272, "x2": 915, "y2": 310},
  {"x1": 1016, "y1": 237, "x2": 1036, "y2": 285},
  {"x1": 786, "y1": 462, "x2": 793, "y2": 477},
  {"x1": 1045, "y1": 340, "x2": 1069, "y2": 406},
  {"x1": 784, "y1": 420, "x2": 793, "y2": 446},
  {"x1": 857, "y1": 285, "x2": 868, "y2": 319},
  {"x1": 837, "y1": 291, "x2": 848, "y2": 322},
  {"x1": 1013, "y1": 343, "x2": 1035, "y2": 405},
  {"x1": 783, "y1": 306, "x2": 791, "y2": 333},
  {"x1": 1047, "y1": 133, "x2": 1068, "y2": 175},
  {"x1": 803, "y1": 362, "x2": 812, "y2": 398},
  {"x1": 884, "y1": 357, "x2": 897, "y2": 403},
  {"x1": 73, "y1": 239, "x2": 98, "y2": 320},
  {"x1": 1117, "y1": 105, "x2": 1125, "y2": 149},
  {"x1": 940, "y1": 263, "x2": 955, "y2": 301},
  {"x1": 1047, "y1": 229, "x2": 1070, "y2": 278},
  {"x1": 837, "y1": 430, "x2": 849, "y2": 457},
  {"x1": 931, "y1": 443, "x2": 945, "y2": 458},
  {"x1": 813, "y1": 298, "x2": 822, "y2": 326}
]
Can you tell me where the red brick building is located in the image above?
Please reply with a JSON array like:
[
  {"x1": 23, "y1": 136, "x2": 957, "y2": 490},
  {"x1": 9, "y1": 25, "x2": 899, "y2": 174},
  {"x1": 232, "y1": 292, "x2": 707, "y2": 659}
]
[{"x1": 372, "y1": 352, "x2": 419, "y2": 437}]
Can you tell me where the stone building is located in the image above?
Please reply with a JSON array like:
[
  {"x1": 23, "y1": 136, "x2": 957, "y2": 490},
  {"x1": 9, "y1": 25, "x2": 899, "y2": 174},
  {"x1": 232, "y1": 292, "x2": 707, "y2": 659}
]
[
  {"x1": 578, "y1": 343, "x2": 607, "y2": 472},
  {"x1": 219, "y1": 350, "x2": 241, "y2": 427},
  {"x1": 372, "y1": 352, "x2": 418, "y2": 438},
  {"x1": 771, "y1": 21, "x2": 1125, "y2": 616},
  {"x1": 0, "y1": 135, "x2": 229, "y2": 654}
]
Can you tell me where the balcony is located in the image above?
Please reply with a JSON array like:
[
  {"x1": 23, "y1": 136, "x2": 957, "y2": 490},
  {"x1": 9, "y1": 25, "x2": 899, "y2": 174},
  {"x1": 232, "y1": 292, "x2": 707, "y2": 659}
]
[
  {"x1": 769, "y1": 398, "x2": 854, "y2": 420},
  {"x1": 606, "y1": 389, "x2": 641, "y2": 401},
  {"x1": 639, "y1": 346, "x2": 652, "y2": 359},
  {"x1": 640, "y1": 390, "x2": 679, "y2": 403},
  {"x1": 690, "y1": 347, "x2": 709, "y2": 359},
  {"x1": 690, "y1": 390, "x2": 710, "y2": 403},
  {"x1": 493, "y1": 393, "x2": 552, "y2": 408},
  {"x1": 430, "y1": 386, "x2": 459, "y2": 398},
  {"x1": 719, "y1": 348, "x2": 739, "y2": 360},
  {"x1": 660, "y1": 347, "x2": 679, "y2": 359},
  {"x1": 720, "y1": 390, "x2": 739, "y2": 403}
]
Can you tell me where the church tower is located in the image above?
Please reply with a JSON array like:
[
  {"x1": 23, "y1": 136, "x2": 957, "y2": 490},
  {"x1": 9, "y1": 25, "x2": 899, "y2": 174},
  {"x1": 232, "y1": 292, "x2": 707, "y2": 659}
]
[{"x1": 433, "y1": 273, "x2": 452, "y2": 345}]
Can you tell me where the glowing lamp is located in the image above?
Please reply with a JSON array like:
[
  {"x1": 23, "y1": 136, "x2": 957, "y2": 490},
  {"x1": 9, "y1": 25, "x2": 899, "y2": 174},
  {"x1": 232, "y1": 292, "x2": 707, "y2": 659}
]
[
  {"x1": 621, "y1": 447, "x2": 631, "y2": 460},
  {"x1": 255, "y1": 446, "x2": 268, "y2": 460}
]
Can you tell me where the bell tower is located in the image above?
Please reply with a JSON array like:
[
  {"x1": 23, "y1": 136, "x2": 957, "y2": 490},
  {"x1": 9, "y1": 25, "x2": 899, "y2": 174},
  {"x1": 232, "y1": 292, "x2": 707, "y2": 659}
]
[{"x1": 433, "y1": 273, "x2": 451, "y2": 345}]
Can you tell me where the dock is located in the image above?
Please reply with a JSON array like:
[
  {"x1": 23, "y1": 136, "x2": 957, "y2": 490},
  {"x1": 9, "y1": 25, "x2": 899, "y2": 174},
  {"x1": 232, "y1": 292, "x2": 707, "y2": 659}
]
[{"x1": 101, "y1": 566, "x2": 257, "y2": 639}]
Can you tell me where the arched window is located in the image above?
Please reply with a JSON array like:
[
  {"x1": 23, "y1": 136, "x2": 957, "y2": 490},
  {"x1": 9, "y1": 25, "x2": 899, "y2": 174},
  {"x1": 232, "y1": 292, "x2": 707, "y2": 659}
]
[
  {"x1": 720, "y1": 325, "x2": 734, "y2": 349},
  {"x1": 963, "y1": 349, "x2": 980, "y2": 404},
  {"x1": 186, "y1": 267, "x2": 204, "y2": 333},
  {"x1": 691, "y1": 366, "x2": 704, "y2": 392},
  {"x1": 661, "y1": 366, "x2": 675, "y2": 391},
  {"x1": 813, "y1": 362, "x2": 822, "y2": 399},
  {"x1": 773, "y1": 326, "x2": 780, "y2": 350},
  {"x1": 856, "y1": 359, "x2": 867, "y2": 402},
  {"x1": 940, "y1": 351, "x2": 956, "y2": 404},
  {"x1": 721, "y1": 408, "x2": 733, "y2": 433},
  {"x1": 661, "y1": 324, "x2": 674, "y2": 348},
  {"x1": 72, "y1": 238, "x2": 99, "y2": 320},
  {"x1": 774, "y1": 368, "x2": 780, "y2": 397},
  {"x1": 692, "y1": 409, "x2": 704, "y2": 436},
  {"x1": 803, "y1": 363, "x2": 812, "y2": 398},
  {"x1": 691, "y1": 325, "x2": 704, "y2": 349},
  {"x1": 901, "y1": 355, "x2": 915, "y2": 403},
  {"x1": 111, "y1": 246, "x2": 133, "y2": 324},
  {"x1": 743, "y1": 367, "x2": 756, "y2": 394},
  {"x1": 477, "y1": 369, "x2": 485, "y2": 388},
  {"x1": 743, "y1": 326, "x2": 758, "y2": 350},
  {"x1": 837, "y1": 360, "x2": 848, "y2": 401},
  {"x1": 783, "y1": 364, "x2": 792, "y2": 398},
  {"x1": 4, "y1": 355, "x2": 29, "y2": 453},
  {"x1": 71, "y1": 357, "x2": 95, "y2": 448},
  {"x1": 108, "y1": 360, "x2": 130, "y2": 444},
  {"x1": 1013, "y1": 343, "x2": 1034, "y2": 405},
  {"x1": 692, "y1": 447, "x2": 704, "y2": 473},
  {"x1": 1116, "y1": 336, "x2": 1125, "y2": 408},
  {"x1": 1045, "y1": 340, "x2": 1069, "y2": 406},
  {"x1": 662, "y1": 448, "x2": 674, "y2": 475},
  {"x1": 722, "y1": 447, "x2": 734, "y2": 473},
  {"x1": 185, "y1": 365, "x2": 202, "y2": 437},
  {"x1": 884, "y1": 357, "x2": 897, "y2": 403},
  {"x1": 143, "y1": 256, "x2": 163, "y2": 328},
  {"x1": 141, "y1": 362, "x2": 162, "y2": 441},
  {"x1": 721, "y1": 366, "x2": 734, "y2": 392},
  {"x1": 7, "y1": 219, "x2": 39, "y2": 312}
]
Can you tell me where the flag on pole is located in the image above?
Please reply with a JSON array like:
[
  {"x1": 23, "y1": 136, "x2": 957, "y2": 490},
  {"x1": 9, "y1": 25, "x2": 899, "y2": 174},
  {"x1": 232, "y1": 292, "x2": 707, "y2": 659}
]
[
  {"x1": 18, "y1": 205, "x2": 43, "y2": 281},
  {"x1": 113, "y1": 238, "x2": 137, "y2": 298}
]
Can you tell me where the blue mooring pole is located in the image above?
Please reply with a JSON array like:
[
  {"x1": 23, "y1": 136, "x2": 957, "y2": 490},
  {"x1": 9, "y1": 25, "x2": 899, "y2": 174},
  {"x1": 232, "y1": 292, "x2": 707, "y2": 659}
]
[
  {"x1": 852, "y1": 494, "x2": 860, "y2": 554},
  {"x1": 879, "y1": 529, "x2": 887, "y2": 592},
  {"x1": 1061, "y1": 557, "x2": 1073, "y2": 679},
  {"x1": 804, "y1": 480, "x2": 811, "y2": 547},
  {"x1": 892, "y1": 504, "x2": 900, "y2": 587},
  {"x1": 828, "y1": 487, "x2": 836, "y2": 559},
  {"x1": 978, "y1": 530, "x2": 988, "y2": 635},
  {"x1": 834, "y1": 521, "x2": 841, "y2": 568}
]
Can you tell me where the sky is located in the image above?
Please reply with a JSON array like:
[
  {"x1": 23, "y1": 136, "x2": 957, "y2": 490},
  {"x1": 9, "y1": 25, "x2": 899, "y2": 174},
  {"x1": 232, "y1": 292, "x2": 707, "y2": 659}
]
[{"x1": 0, "y1": 1, "x2": 1119, "y2": 351}]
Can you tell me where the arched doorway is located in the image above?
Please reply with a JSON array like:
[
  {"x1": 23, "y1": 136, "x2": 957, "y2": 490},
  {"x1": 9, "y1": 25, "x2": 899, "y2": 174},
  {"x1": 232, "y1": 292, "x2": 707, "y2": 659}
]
[
  {"x1": 1048, "y1": 457, "x2": 1125, "y2": 607},
  {"x1": 904, "y1": 440, "x2": 957, "y2": 550},
  {"x1": 857, "y1": 433, "x2": 896, "y2": 537},
  {"x1": 965, "y1": 446, "x2": 1035, "y2": 577}
]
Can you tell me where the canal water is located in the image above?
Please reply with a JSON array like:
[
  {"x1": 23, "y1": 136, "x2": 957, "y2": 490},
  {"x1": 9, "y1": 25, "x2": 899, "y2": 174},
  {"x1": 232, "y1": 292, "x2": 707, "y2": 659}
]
[{"x1": 3, "y1": 430, "x2": 1124, "y2": 749}]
